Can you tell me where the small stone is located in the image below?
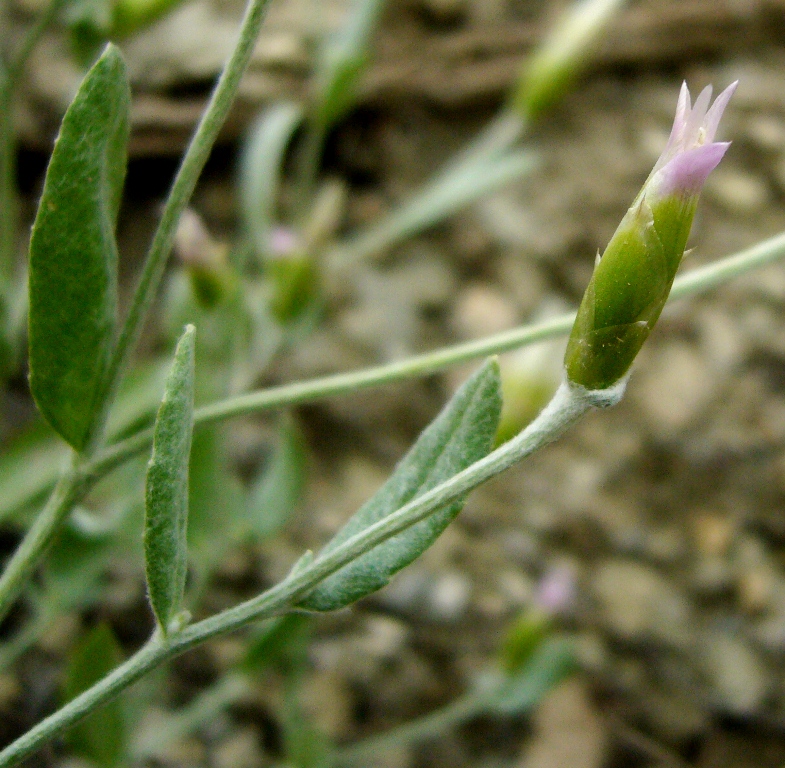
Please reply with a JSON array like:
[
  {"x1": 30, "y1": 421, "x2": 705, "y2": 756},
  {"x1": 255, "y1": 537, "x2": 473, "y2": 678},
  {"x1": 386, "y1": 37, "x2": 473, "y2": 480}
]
[
  {"x1": 519, "y1": 678, "x2": 607, "y2": 768},
  {"x1": 703, "y1": 632, "x2": 769, "y2": 716},
  {"x1": 696, "y1": 306, "x2": 746, "y2": 376},
  {"x1": 692, "y1": 556, "x2": 734, "y2": 596},
  {"x1": 357, "y1": 615, "x2": 409, "y2": 660},
  {"x1": 593, "y1": 560, "x2": 692, "y2": 647},
  {"x1": 692, "y1": 513, "x2": 735, "y2": 557},
  {"x1": 737, "y1": 566, "x2": 776, "y2": 614},
  {"x1": 213, "y1": 728, "x2": 262, "y2": 768},
  {"x1": 636, "y1": 341, "x2": 717, "y2": 440},
  {"x1": 746, "y1": 115, "x2": 785, "y2": 152},
  {"x1": 427, "y1": 571, "x2": 472, "y2": 621},
  {"x1": 388, "y1": 247, "x2": 458, "y2": 310},
  {"x1": 451, "y1": 284, "x2": 518, "y2": 340},
  {"x1": 707, "y1": 167, "x2": 769, "y2": 213},
  {"x1": 300, "y1": 670, "x2": 354, "y2": 739}
]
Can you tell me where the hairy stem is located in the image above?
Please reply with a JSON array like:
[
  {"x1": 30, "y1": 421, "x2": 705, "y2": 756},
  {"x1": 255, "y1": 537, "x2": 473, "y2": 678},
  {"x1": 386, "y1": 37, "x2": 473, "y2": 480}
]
[
  {"x1": 95, "y1": 0, "x2": 274, "y2": 445},
  {"x1": 0, "y1": 0, "x2": 274, "y2": 624},
  {"x1": 0, "y1": 457, "x2": 85, "y2": 624},
  {"x1": 0, "y1": 379, "x2": 614, "y2": 767},
  {"x1": 3, "y1": 228, "x2": 785, "y2": 633}
]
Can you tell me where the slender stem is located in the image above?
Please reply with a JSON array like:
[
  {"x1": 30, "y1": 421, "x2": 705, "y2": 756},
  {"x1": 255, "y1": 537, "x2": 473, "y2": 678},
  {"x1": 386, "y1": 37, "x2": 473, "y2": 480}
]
[
  {"x1": 0, "y1": 0, "x2": 275, "y2": 625},
  {"x1": 3, "y1": 228, "x2": 785, "y2": 623},
  {"x1": 80, "y1": 226, "x2": 785, "y2": 481},
  {"x1": 330, "y1": 682, "x2": 498, "y2": 766},
  {"x1": 0, "y1": 379, "x2": 614, "y2": 767},
  {"x1": 94, "y1": 0, "x2": 274, "y2": 445},
  {"x1": 131, "y1": 672, "x2": 250, "y2": 759},
  {"x1": 0, "y1": 456, "x2": 85, "y2": 625},
  {"x1": 293, "y1": 119, "x2": 327, "y2": 222}
]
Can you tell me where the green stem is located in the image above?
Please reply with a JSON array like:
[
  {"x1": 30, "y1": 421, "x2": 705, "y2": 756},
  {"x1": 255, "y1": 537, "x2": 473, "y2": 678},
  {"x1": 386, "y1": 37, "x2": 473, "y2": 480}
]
[
  {"x1": 94, "y1": 0, "x2": 274, "y2": 445},
  {"x1": 0, "y1": 379, "x2": 610, "y2": 767},
  {"x1": 0, "y1": 0, "x2": 274, "y2": 624},
  {"x1": 0, "y1": 456, "x2": 85, "y2": 625},
  {"x1": 293, "y1": 119, "x2": 328, "y2": 222},
  {"x1": 330, "y1": 682, "x2": 498, "y2": 766},
  {"x1": 3, "y1": 228, "x2": 785, "y2": 631},
  {"x1": 83, "y1": 226, "x2": 785, "y2": 480}
]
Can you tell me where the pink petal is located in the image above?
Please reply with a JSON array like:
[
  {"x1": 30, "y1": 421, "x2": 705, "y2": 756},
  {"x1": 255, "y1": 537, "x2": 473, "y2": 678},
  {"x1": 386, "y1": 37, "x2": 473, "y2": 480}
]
[
  {"x1": 683, "y1": 84, "x2": 713, "y2": 145},
  {"x1": 702, "y1": 80, "x2": 738, "y2": 143},
  {"x1": 657, "y1": 141, "x2": 730, "y2": 196}
]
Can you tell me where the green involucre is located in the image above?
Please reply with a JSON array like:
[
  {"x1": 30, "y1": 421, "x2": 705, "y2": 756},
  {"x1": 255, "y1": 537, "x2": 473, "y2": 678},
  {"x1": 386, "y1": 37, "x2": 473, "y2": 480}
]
[{"x1": 564, "y1": 192, "x2": 698, "y2": 390}]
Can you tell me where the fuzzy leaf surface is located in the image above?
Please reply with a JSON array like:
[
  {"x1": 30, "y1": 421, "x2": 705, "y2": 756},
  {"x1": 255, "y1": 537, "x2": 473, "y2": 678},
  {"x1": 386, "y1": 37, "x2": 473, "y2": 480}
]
[
  {"x1": 28, "y1": 44, "x2": 129, "y2": 450},
  {"x1": 300, "y1": 359, "x2": 502, "y2": 611},
  {"x1": 144, "y1": 326, "x2": 195, "y2": 633}
]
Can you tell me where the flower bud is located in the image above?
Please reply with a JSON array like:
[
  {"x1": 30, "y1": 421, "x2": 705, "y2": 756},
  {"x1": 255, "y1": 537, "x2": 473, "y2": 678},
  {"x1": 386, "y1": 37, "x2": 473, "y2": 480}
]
[
  {"x1": 564, "y1": 81, "x2": 737, "y2": 390},
  {"x1": 512, "y1": 0, "x2": 627, "y2": 122}
]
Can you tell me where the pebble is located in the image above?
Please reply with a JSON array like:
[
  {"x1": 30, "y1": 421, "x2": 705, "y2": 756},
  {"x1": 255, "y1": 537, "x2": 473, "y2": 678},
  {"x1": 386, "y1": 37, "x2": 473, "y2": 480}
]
[
  {"x1": 451, "y1": 284, "x2": 518, "y2": 339},
  {"x1": 635, "y1": 341, "x2": 717, "y2": 440},
  {"x1": 696, "y1": 306, "x2": 746, "y2": 376},
  {"x1": 592, "y1": 560, "x2": 693, "y2": 647},
  {"x1": 213, "y1": 728, "x2": 263, "y2": 768},
  {"x1": 703, "y1": 631, "x2": 769, "y2": 716},
  {"x1": 692, "y1": 513, "x2": 735, "y2": 557},
  {"x1": 746, "y1": 115, "x2": 785, "y2": 152},
  {"x1": 357, "y1": 615, "x2": 410, "y2": 660},
  {"x1": 707, "y1": 167, "x2": 769, "y2": 214},
  {"x1": 426, "y1": 571, "x2": 472, "y2": 622}
]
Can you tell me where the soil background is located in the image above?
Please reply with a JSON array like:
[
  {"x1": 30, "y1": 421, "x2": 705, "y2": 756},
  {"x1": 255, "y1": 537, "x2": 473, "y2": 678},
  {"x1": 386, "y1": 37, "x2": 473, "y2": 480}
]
[{"x1": 7, "y1": 0, "x2": 785, "y2": 766}]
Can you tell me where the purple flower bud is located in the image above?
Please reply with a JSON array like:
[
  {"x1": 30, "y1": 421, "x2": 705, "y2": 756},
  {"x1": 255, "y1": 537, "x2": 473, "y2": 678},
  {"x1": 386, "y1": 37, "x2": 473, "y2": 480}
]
[{"x1": 564, "y1": 81, "x2": 737, "y2": 390}]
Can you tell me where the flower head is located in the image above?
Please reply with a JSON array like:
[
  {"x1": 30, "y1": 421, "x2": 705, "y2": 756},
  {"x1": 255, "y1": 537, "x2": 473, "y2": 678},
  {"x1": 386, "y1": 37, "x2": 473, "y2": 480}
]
[{"x1": 564, "y1": 82, "x2": 736, "y2": 391}]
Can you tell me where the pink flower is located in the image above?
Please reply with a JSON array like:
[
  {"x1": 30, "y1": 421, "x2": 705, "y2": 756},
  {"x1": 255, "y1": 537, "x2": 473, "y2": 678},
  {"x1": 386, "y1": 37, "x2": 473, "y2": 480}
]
[{"x1": 649, "y1": 81, "x2": 738, "y2": 197}]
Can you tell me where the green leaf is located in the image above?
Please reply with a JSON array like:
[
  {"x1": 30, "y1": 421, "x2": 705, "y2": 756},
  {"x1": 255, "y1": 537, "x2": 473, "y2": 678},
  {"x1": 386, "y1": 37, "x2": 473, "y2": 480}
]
[
  {"x1": 489, "y1": 637, "x2": 576, "y2": 715},
  {"x1": 144, "y1": 325, "x2": 196, "y2": 634},
  {"x1": 245, "y1": 415, "x2": 306, "y2": 541},
  {"x1": 239, "y1": 102, "x2": 303, "y2": 261},
  {"x1": 28, "y1": 43, "x2": 130, "y2": 451},
  {"x1": 300, "y1": 359, "x2": 502, "y2": 611},
  {"x1": 340, "y1": 149, "x2": 537, "y2": 264},
  {"x1": 63, "y1": 623, "x2": 126, "y2": 767},
  {"x1": 312, "y1": 0, "x2": 385, "y2": 129}
]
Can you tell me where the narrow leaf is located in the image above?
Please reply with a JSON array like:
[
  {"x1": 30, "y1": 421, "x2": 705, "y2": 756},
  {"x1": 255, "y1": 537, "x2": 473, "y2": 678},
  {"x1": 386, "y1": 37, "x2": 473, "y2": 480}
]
[
  {"x1": 63, "y1": 623, "x2": 126, "y2": 767},
  {"x1": 144, "y1": 325, "x2": 196, "y2": 634},
  {"x1": 340, "y1": 149, "x2": 537, "y2": 264},
  {"x1": 239, "y1": 102, "x2": 303, "y2": 261},
  {"x1": 246, "y1": 415, "x2": 306, "y2": 540},
  {"x1": 489, "y1": 637, "x2": 576, "y2": 715},
  {"x1": 28, "y1": 43, "x2": 130, "y2": 450},
  {"x1": 300, "y1": 359, "x2": 502, "y2": 611},
  {"x1": 313, "y1": 0, "x2": 386, "y2": 129}
]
